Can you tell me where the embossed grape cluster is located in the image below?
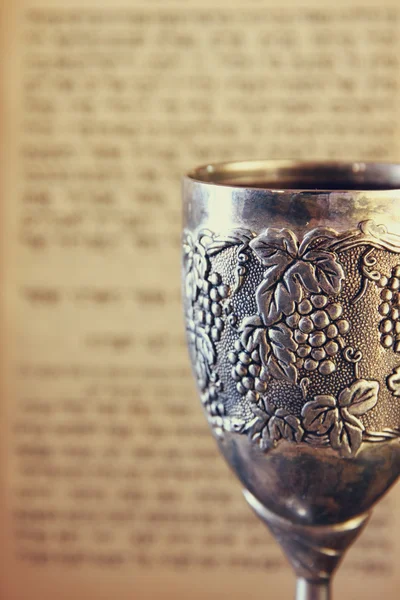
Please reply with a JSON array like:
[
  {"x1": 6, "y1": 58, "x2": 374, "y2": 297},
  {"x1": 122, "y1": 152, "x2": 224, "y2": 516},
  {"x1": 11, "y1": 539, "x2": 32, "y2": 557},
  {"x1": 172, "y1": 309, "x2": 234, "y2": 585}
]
[
  {"x1": 228, "y1": 340, "x2": 269, "y2": 403},
  {"x1": 195, "y1": 272, "x2": 229, "y2": 342},
  {"x1": 378, "y1": 265, "x2": 400, "y2": 352},
  {"x1": 285, "y1": 294, "x2": 350, "y2": 375},
  {"x1": 202, "y1": 375, "x2": 224, "y2": 417}
]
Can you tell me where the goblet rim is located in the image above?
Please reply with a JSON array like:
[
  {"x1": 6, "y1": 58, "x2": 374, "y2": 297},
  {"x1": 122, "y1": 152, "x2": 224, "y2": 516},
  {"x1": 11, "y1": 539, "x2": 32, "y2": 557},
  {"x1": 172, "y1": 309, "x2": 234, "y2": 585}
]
[{"x1": 185, "y1": 159, "x2": 400, "y2": 192}]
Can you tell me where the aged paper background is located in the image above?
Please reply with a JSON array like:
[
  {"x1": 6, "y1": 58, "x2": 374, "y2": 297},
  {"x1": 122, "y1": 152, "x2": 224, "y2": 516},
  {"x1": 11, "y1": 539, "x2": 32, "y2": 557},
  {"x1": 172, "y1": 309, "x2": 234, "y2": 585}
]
[{"x1": 1, "y1": 0, "x2": 400, "y2": 599}]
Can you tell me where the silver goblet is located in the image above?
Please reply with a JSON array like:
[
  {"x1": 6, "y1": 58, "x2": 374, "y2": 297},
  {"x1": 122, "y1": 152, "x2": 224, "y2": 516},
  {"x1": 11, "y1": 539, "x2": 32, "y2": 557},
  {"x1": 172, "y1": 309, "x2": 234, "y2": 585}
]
[{"x1": 182, "y1": 161, "x2": 400, "y2": 600}]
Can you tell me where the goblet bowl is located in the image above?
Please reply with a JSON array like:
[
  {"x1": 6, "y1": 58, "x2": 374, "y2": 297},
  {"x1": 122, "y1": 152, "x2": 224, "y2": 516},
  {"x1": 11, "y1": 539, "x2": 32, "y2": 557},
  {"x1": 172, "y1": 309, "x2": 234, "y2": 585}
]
[{"x1": 182, "y1": 161, "x2": 400, "y2": 600}]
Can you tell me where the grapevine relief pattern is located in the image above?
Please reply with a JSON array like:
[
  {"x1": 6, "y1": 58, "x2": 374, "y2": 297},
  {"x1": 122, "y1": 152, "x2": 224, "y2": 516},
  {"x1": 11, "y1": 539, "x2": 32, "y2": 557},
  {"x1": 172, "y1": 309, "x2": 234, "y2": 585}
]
[{"x1": 183, "y1": 221, "x2": 400, "y2": 455}]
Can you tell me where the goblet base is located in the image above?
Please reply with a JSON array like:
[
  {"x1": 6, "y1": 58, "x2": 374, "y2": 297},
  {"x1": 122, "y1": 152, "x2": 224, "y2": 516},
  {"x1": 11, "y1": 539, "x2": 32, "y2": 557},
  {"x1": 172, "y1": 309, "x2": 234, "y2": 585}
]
[{"x1": 244, "y1": 489, "x2": 370, "y2": 600}]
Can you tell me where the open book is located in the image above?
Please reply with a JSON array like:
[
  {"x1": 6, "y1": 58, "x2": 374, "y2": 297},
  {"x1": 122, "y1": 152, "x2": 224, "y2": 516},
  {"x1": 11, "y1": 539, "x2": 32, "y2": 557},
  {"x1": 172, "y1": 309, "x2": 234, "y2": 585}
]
[{"x1": 1, "y1": 1, "x2": 399, "y2": 598}]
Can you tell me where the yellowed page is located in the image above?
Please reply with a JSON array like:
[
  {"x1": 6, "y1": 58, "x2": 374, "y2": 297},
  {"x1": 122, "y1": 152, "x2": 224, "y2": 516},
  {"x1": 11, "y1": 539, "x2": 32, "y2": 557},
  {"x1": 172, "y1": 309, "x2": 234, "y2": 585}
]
[{"x1": 1, "y1": 1, "x2": 399, "y2": 599}]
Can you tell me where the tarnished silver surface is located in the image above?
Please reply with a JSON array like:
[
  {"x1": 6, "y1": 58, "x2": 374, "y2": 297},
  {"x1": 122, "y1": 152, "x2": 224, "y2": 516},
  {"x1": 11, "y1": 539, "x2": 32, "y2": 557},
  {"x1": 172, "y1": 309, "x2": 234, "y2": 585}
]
[{"x1": 182, "y1": 161, "x2": 400, "y2": 600}]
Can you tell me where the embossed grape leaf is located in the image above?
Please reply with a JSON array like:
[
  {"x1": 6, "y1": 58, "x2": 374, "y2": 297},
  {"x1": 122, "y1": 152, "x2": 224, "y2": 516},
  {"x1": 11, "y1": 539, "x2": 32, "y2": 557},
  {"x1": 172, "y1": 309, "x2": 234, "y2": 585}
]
[
  {"x1": 268, "y1": 322, "x2": 297, "y2": 359},
  {"x1": 284, "y1": 414, "x2": 305, "y2": 442},
  {"x1": 267, "y1": 322, "x2": 298, "y2": 384},
  {"x1": 260, "y1": 398, "x2": 276, "y2": 417},
  {"x1": 338, "y1": 379, "x2": 379, "y2": 416},
  {"x1": 340, "y1": 407, "x2": 364, "y2": 430},
  {"x1": 250, "y1": 229, "x2": 299, "y2": 324},
  {"x1": 251, "y1": 405, "x2": 271, "y2": 421},
  {"x1": 260, "y1": 426, "x2": 273, "y2": 450},
  {"x1": 207, "y1": 228, "x2": 255, "y2": 255},
  {"x1": 289, "y1": 261, "x2": 323, "y2": 294},
  {"x1": 301, "y1": 249, "x2": 345, "y2": 295},
  {"x1": 191, "y1": 349, "x2": 208, "y2": 391},
  {"x1": 255, "y1": 266, "x2": 303, "y2": 325},
  {"x1": 329, "y1": 415, "x2": 363, "y2": 458},
  {"x1": 239, "y1": 315, "x2": 270, "y2": 355},
  {"x1": 244, "y1": 399, "x2": 273, "y2": 436},
  {"x1": 244, "y1": 415, "x2": 267, "y2": 446},
  {"x1": 250, "y1": 228, "x2": 345, "y2": 325},
  {"x1": 186, "y1": 320, "x2": 214, "y2": 390},
  {"x1": 250, "y1": 228, "x2": 298, "y2": 265},
  {"x1": 195, "y1": 326, "x2": 216, "y2": 365},
  {"x1": 387, "y1": 366, "x2": 400, "y2": 397},
  {"x1": 182, "y1": 232, "x2": 196, "y2": 261},
  {"x1": 298, "y1": 227, "x2": 344, "y2": 254},
  {"x1": 245, "y1": 399, "x2": 303, "y2": 450},
  {"x1": 267, "y1": 355, "x2": 297, "y2": 385},
  {"x1": 267, "y1": 415, "x2": 286, "y2": 444},
  {"x1": 185, "y1": 270, "x2": 198, "y2": 303},
  {"x1": 268, "y1": 410, "x2": 304, "y2": 444},
  {"x1": 194, "y1": 251, "x2": 209, "y2": 282},
  {"x1": 183, "y1": 233, "x2": 210, "y2": 302},
  {"x1": 302, "y1": 383, "x2": 373, "y2": 458},
  {"x1": 301, "y1": 395, "x2": 338, "y2": 435}
]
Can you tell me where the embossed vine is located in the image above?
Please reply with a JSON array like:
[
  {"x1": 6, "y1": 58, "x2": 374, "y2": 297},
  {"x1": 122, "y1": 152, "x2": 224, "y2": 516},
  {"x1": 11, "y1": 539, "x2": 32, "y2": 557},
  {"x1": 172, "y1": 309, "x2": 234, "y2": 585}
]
[{"x1": 183, "y1": 221, "x2": 400, "y2": 455}]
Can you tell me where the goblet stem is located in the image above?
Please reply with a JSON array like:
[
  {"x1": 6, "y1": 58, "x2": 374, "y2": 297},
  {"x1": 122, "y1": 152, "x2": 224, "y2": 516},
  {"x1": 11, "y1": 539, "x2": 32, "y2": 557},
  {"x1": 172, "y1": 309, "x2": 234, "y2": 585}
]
[
  {"x1": 244, "y1": 490, "x2": 370, "y2": 600},
  {"x1": 296, "y1": 578, "x2": 330, "y2": 600}
]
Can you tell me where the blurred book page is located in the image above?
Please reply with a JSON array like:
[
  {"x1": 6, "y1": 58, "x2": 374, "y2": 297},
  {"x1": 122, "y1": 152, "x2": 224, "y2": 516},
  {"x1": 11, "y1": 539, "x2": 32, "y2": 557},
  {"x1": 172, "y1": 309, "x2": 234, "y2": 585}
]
[{"x1": 1, "y1": 0, "x2": 399, "y2": 599}]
